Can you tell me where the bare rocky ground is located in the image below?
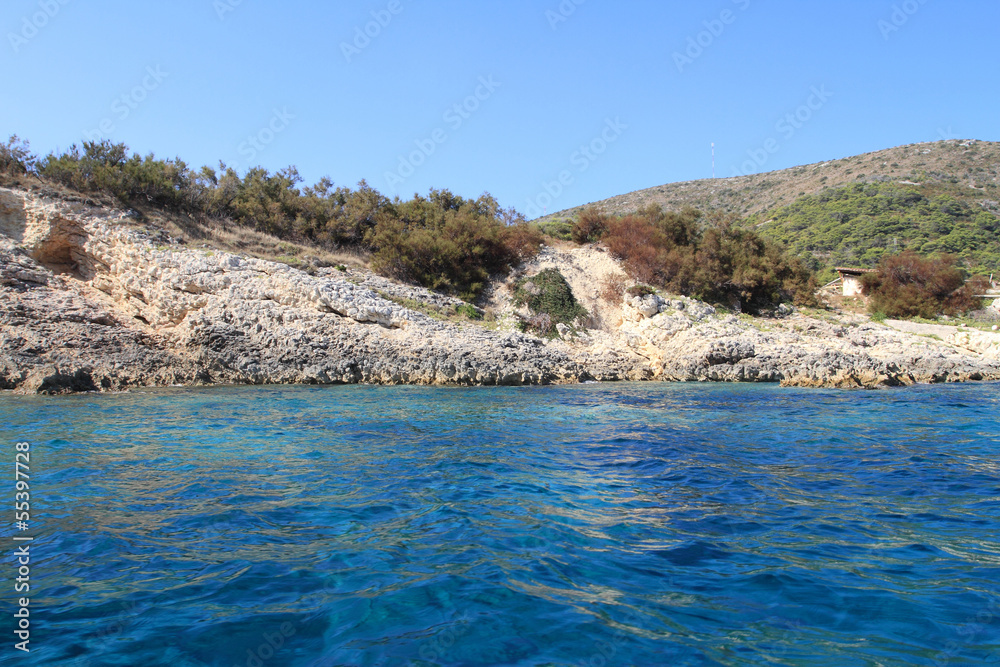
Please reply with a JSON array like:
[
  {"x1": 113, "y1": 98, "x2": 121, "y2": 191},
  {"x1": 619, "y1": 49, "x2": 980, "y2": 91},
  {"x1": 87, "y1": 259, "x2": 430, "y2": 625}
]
[{"x1": 2, "y1": 185, "x2": 999, "y2": 394}]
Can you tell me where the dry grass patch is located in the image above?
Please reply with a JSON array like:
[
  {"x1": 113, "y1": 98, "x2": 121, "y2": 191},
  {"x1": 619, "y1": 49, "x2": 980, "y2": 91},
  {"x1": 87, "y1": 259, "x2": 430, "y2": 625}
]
[{"x1": 138, "y1": 207, "x2": 370, "y2": 269}]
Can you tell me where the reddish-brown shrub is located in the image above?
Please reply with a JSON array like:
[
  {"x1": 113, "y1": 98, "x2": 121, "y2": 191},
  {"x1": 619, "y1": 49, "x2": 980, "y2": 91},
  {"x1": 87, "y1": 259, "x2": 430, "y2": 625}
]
[
  {"x1": 524, "y1": 312, "x2": 553, "y2": 336},
  {"x1": 599, "y1": 273, "x2": 629, "y2": 304},
  {"x1": 601, "y1": 207, "x2": 816, "y2": 312},
  {"x1": 862, "y1": 251, "x2": 984, "y2": 318},
  {"x1": 950, "y1": 275, "x2": 993, "y2": 313},
  {"x1": 502, "y1": 223, "x2": 544, "y2": 261},
  {"x1": 571, "y1": 207, "x2": 611, "y2": 244},
  {"x1": 605, "y1": 215, "x2": 666, "y2": 284}
]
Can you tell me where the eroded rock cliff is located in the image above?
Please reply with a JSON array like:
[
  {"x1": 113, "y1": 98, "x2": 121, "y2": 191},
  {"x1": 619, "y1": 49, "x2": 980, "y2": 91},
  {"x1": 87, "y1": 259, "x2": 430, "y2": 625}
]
[{"x1": 2, "y1": 186, "x2": 998, "y2": 394}]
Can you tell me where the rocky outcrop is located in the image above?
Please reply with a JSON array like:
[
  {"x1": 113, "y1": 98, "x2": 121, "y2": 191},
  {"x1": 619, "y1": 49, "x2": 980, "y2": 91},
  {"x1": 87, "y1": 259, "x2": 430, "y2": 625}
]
[
  {"x1": 946, "y1": 329, "x2": 1000, "y2": 361},
  {"x1": 519, "y1": 245, "x2": 1000, "y2": 389},
  {"x1": 608, "y1": 292, "x2": 999, "y2": 388},
  {"x1": 0, "y1": 188, "x2": 624, "y2": 394},
  {"x1": 2, "y1": 185, "x2": 999, "y2": 394}
]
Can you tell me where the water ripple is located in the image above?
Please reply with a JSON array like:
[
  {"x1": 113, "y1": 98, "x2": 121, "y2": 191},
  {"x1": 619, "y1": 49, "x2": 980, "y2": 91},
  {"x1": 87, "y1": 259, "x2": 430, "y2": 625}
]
[{"x1": 1, "y1": 382, "x2": 999, "y2": 666}]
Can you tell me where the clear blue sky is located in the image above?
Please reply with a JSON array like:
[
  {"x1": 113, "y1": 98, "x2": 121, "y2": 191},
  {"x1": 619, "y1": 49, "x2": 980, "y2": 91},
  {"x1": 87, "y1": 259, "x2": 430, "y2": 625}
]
[{"x1": 3, "y1": 0, "x2": 998, "y2": 218}]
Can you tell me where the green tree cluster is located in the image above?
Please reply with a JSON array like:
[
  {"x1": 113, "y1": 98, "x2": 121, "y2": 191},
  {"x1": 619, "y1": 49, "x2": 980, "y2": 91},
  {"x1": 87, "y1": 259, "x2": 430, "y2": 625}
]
[
  {"x1": 534, "y1": 218, "x2": 573, "y2": 240},
  {"x1": 757, "y1": 181, "x2": 1000, "y2": 279},
  {"x1": 0, "y1": 135, "x2": 36, "y2": 177}
]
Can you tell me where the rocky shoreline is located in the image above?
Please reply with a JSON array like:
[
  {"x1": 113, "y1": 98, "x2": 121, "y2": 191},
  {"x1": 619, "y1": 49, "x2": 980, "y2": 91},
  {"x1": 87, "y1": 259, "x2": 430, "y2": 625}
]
[{"x1": 2, "y1": 185, "x2": 999, "y2": 394}]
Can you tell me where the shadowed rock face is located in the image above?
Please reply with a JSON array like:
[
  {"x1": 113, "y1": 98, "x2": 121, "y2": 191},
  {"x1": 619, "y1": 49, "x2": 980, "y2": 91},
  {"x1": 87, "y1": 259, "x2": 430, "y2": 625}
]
[
  {"x1": 1, "y1": 185, "x2": 999, "y2": 395},
  {"x1": 0, "y1": 190, "x2": 26, "y2": 243}
]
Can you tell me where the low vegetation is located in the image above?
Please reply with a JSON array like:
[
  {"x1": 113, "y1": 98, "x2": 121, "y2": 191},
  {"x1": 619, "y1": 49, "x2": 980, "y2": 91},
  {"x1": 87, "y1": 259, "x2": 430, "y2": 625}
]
[
  {"x1": 599, "y1": 273, "x2": 629, "y2": 304},
  {"x1": 5, "y1": 134, "x2": 991, "y2": 324},
  {"x1": 513, "y1": 268, "x2": 588, "y2": 335},
  {"x1": 536, "y1": 140, "x2": 1000, "y2": 229},
  {"x1": 626, "y1": 284, "x2": 656, "y2": 298},
  {"x1": 0, "y1": 136, "x2": 539, "y2": 301},
  {"x1": 575, "y1": 205, "x2": 817, "y2": 313},
  {"x1": 534, "y1": 218, "x2": 573, "y2": 241}
]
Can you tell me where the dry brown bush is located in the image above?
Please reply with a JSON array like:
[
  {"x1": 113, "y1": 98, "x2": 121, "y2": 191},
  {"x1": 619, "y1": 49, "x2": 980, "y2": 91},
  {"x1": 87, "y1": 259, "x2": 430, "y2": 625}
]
[
  {"x1": 862, "y1": 251, "x2": 990, "y2": 318},
  {"x1": 571, "y1": 207, "x2": 611, "y2": 244},
  {"x1": 602, "y1": 208, "x2": 816, "y2": 312},
  {"x1": 502, "y1": 223, "x2": 545, "y2": 261},
  {"x1": 599, "y1": 273, "x2": 629, "y2": 304}
]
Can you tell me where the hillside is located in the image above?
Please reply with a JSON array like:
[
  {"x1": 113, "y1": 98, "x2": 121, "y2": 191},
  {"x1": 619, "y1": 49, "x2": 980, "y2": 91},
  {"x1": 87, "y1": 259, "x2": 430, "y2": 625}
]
[
  {"x1": 756, "y1": 180, "x2": 1000, "y2": 280},
  {"x1": 537, "y1": 140, "x2": 1000, "y2": 277}
]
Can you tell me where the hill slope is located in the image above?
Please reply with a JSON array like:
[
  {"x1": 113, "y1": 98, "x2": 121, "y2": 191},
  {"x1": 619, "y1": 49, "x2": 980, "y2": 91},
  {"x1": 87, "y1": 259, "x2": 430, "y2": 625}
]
[
  {"x1": 757, "y1": 180, "x2": 1000, "y2": 278},
  {"x1": 538, "y1": 140, "x2": 1000, "y2": 276}
]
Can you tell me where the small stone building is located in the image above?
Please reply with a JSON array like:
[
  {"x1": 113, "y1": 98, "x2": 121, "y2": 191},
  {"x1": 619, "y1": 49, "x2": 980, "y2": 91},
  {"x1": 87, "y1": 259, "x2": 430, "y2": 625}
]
[{"x1": 836, "y1": 267, "x2": 876, "y2": 297}]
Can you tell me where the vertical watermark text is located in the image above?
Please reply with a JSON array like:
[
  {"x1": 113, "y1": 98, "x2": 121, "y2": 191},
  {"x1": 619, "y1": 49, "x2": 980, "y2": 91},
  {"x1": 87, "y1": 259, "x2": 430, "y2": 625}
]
[{"x1": 12, "y1": 441, "x2": 33, "y2": 653}]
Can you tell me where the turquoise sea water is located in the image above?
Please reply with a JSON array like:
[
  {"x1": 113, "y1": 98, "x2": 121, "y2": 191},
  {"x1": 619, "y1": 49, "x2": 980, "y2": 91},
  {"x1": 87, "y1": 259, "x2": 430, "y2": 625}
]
[{"x1": 1, "y1": 382, "x2": 999, "y2": 666}]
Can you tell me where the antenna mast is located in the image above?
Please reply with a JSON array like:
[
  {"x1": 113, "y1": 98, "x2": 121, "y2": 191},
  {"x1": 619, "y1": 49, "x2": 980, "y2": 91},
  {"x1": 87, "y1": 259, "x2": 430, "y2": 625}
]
[{"x1": 712, "y1": 143, "x2": 715, "y2": 179}]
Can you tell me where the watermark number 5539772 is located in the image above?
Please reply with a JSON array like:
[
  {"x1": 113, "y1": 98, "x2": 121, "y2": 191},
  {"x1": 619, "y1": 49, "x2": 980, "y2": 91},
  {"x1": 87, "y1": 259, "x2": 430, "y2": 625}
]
[{"x1": 13, "y1": 442, "x2": 32, "y2": 653}]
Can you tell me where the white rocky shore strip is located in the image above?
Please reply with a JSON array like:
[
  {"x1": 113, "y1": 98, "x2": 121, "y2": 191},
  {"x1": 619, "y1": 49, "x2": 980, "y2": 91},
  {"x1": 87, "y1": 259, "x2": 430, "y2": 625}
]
[{"x1": 1, "y1": 186, "x2": 999, "y2": 394}]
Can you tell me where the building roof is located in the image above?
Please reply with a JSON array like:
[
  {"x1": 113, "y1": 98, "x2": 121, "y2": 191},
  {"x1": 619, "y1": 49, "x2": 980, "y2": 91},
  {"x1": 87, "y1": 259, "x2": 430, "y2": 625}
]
[{"x1": 835, "y1": 267, "x2": 877, "y2": 276}]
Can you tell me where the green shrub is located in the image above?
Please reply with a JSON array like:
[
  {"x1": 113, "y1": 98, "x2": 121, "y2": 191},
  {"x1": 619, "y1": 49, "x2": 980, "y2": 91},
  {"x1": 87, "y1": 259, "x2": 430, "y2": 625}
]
[
  {"x1": 455, "y1": 303, "x2": 483, "y2": 320},
  {"x1": 368, "y1": 192, "x2": 539, "y2": 300},
  {"x1": 0, "y1": 135, "x2": 36, "y2": 178},
  {"x1": 39, "y1": 140, "x2": 190, "y2": 210},
  {"x1": 626, "y1": 284, "x2": 656, "y2": 297},
  {"x1": 535, "y1": 219, "x2": 573, "y2": 241},
  {"x1": 513, "y1": 268, "x2": 588, "y2": 328}
]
